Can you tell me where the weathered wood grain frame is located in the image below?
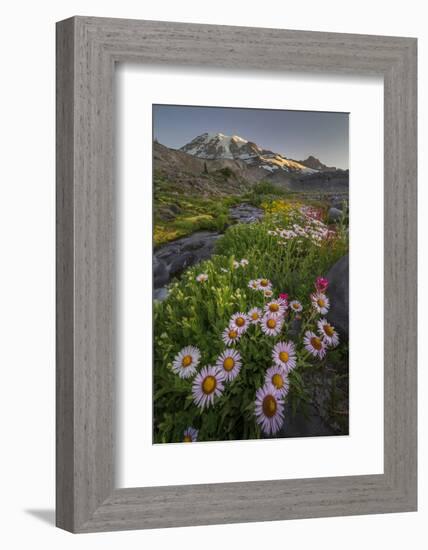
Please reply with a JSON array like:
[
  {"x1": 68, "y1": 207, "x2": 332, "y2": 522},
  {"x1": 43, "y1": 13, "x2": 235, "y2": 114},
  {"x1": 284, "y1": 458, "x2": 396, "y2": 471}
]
[{"x1": 56, "y1": 16, "x2": 417, "y2": 533}]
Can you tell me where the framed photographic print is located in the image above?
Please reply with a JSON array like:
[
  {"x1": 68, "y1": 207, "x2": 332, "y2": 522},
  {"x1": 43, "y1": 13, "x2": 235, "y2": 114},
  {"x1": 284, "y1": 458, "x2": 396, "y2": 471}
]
[{"x1": 56, "y1": 17, "x2": 417, "y2": 532}]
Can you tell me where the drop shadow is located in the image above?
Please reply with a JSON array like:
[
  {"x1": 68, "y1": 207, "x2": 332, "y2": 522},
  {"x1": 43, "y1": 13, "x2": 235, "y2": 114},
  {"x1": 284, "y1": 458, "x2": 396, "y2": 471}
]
[{"x1": 25, "y1": 509, "x2": 55, "y2": 526}]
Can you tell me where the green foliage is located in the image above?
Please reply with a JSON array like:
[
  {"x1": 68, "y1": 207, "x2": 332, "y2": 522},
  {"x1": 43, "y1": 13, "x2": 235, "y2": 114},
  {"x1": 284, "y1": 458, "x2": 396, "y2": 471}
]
[
  {"x1": 153, "y1": 206, "x2": 349, "y2": 443},
  {"x1": 251, "y1": 180, "x2": 283, "y2": 196},
  {"x1": 243, "y1": 180, "x2": 286, "y2": 206},
  {"x1": 153, "y1": 176, "x2": 239, "y2": 245},
  {"x1": 215, "y1": 213, "x2": 347, "y2": 297},
  {"x1": 153, "y1": 169, "x2": 261, "y2": 245}
]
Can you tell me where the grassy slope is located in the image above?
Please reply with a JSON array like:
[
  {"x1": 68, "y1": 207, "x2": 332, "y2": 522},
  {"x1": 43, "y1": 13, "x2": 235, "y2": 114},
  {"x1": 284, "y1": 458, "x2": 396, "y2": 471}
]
[{"x1": 154, "y1": 171, "x2": 244, "y2": 246}]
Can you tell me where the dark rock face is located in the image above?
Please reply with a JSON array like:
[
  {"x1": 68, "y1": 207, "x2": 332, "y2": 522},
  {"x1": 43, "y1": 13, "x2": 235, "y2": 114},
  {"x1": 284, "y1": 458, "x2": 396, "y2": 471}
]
[
  {"x1": 275, "y1": 356, "x2": 349, "y2": 438},
  {"x1": 327, "y1": 207, "x2": 343, "y2": 223},
  {"x1": 326, "y1": 254, "x2": 349, "y2": 339},
  {"x1": 276, "y1": 402, "x2": 337, "y2": 438}
]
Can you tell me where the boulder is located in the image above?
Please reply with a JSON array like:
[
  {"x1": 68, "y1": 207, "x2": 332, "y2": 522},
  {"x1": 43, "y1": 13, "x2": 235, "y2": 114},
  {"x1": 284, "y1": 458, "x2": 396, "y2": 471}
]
[
  {"x1": 153, "y1": 257, "x2": 169, "y2": 288},
  {"x1": 327, "y1": 207, "x2": 343, "y2": 223},
  {"x1": 326, "y1": 254, "x2": 349, "y2": 339},
  {"x1": 169, "y1": 252, "x2": 196, "y2": 277},
  {"x1": 331, "y1": 199, "x2": 345, "y2": 210},
  {"x1": 274, "y1": 402, "x2": 336, "y2": 438}
]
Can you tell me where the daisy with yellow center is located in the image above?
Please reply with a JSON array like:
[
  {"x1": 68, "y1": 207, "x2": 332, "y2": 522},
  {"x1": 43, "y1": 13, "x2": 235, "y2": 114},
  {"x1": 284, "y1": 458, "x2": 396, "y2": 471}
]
[
  {"x1": 240, "y1": 258, "x2": 249, "y2": 267},
  {"x1": 215, "y1": 349, "x2": 242, "y2": 381},
  {"x1": 317, "y1": 318, "x2": 339, "y2": 347},
  {"x1": 192, "y1": 366, "x2": 225, "y2": 409},
  {"x1": 272, "y1": 341, "x2": 297, "y2": 372},
  {"x1": 264, "y1": 299, "x2": 286, "y2": 316},
  {"x1": 248, "y1": 307, "x2": 262, "y2": 325},
  {"x1": 195, "y1": 273, "x2": 208, "y2": 283},
  {"x1": 222, "y1": 326, "x2": 242, "y2": 346},
  {"x1": 311, "y1": 292, "x2": 330, "y2": 315},
  {"x1": 172, "y1": 345, "x2": 201, "y2": 378},
  {"x1": 289, "y1": 300, "x2": 303, "y2": 313},
  {"x1": 260, "y1": 313, "x2": 283, "y2": 337},
  {"x1": 248, "y1": 279, "x2": 259, "y2": 291},
  {"x1": 183, "y1": 427, "x2": 198, "y2": 443},
  {"x1": 303, "y1": 330, "x2": 327, "y2": 359},
  {"x1": 254, "y1": 384, "x2": 285, "y2": 435},
  {"x1": 265, "y1": 365, "x2": 290, "y2": 397},
  {"x1": 230, "y1": 312, "x2": 250, "y2": 334},
  {"x1": 263, "y1": 289, "x2": 274, "y2": 298},
  {"x1": 257, "y1": 278, "x2": 272, "y2": 291}
]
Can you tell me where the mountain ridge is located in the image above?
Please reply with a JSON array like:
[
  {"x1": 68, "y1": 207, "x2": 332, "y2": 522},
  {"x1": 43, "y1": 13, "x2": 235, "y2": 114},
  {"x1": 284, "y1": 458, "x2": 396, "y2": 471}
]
[
  {"x1": 298, "y1": 155, "x2": 337, "y2": 172},
  {"x1": 153, "y1": 140, "x2": 266, "y2": 196},
  {"x1": 180, "y1": 132, "x2": 325, "y2": 175}
]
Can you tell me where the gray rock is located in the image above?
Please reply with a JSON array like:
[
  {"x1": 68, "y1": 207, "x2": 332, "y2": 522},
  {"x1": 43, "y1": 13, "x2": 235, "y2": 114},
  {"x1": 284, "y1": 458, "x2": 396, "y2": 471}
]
[
  {"x1": 229, "y1": 204, "x2": 264, "y2": 224},
  {"x1": 153, "y1": 287, "x2": 169, "y2": 301},
  {"x1": 327, "y1": 207, "x2": 343, "y2": 223},
  {"x1": 169, "y1": 252, "x2": 196, "y2": 277},
  {"x1": 331, "y1": 199, "x2": 344, "y2": 210},
  {"x1": 153, "y1": 230, "x2": 221, "y2": 291},
  {"x1": 182, "y1": 240, "x2": 205, "y2": 252},
  {"x1": 326, "y1": 254, "x2": 349, "y2": 339},
  {"x1": 274, "y1": 403, "x2": 336, "y2": 438},
  {"x1": 153, "y1": 257, "x2": 169, "y2": 288}
]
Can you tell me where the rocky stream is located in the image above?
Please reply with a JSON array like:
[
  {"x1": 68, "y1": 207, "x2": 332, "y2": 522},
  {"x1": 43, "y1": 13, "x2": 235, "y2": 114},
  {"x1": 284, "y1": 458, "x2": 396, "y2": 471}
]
[{"x1": 153, "y1": 204, "x2": 264, "y2": 300}]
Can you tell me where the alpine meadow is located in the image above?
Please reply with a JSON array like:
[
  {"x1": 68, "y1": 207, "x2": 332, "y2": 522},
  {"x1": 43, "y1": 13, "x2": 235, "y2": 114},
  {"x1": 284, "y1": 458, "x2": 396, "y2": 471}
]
[{"x1": 152, "y1": 104, "x2": 349, "y2": 444}]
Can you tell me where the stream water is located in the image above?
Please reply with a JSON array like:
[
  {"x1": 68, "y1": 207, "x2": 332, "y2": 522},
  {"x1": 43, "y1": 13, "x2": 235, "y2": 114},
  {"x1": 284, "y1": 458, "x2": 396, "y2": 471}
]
[{"x1": 153, "y1": 204, "x2": 264, "y2": 300}]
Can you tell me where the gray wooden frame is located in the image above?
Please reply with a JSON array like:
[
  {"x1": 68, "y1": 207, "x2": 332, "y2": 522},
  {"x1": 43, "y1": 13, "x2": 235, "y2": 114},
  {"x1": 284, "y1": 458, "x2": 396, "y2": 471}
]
[{"x1": 56, "y1": 16, "x2": 417, "y2": 533}]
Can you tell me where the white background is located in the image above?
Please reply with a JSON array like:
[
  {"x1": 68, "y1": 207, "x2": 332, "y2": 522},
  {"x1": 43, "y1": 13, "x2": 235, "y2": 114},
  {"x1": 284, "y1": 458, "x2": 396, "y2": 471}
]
[
  {"x1": 118, "y1": 67, "x2": 384, "y2": 487},
  {"x1": 0, "y1": 1, "x2": 425, "y2": 549}
]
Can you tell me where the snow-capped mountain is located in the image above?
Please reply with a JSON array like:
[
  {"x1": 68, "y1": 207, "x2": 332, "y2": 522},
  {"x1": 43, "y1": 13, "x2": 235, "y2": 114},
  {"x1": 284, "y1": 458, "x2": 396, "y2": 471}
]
[{"x1": 180, "y1": 132, "x2": 318, "y2": 174}]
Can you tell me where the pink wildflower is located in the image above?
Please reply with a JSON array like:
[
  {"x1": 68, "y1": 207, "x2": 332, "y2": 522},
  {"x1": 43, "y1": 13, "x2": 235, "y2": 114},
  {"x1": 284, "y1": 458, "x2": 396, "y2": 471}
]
[{"x1": 315, "y1": 277, "x2": 329, "y2": 293}]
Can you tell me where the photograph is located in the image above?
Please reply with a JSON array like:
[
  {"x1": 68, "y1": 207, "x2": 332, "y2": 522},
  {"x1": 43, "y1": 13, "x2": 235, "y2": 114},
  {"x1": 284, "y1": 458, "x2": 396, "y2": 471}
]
[{"x1": 152, "y1": 104, "x2": 350, "y2": 444}]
